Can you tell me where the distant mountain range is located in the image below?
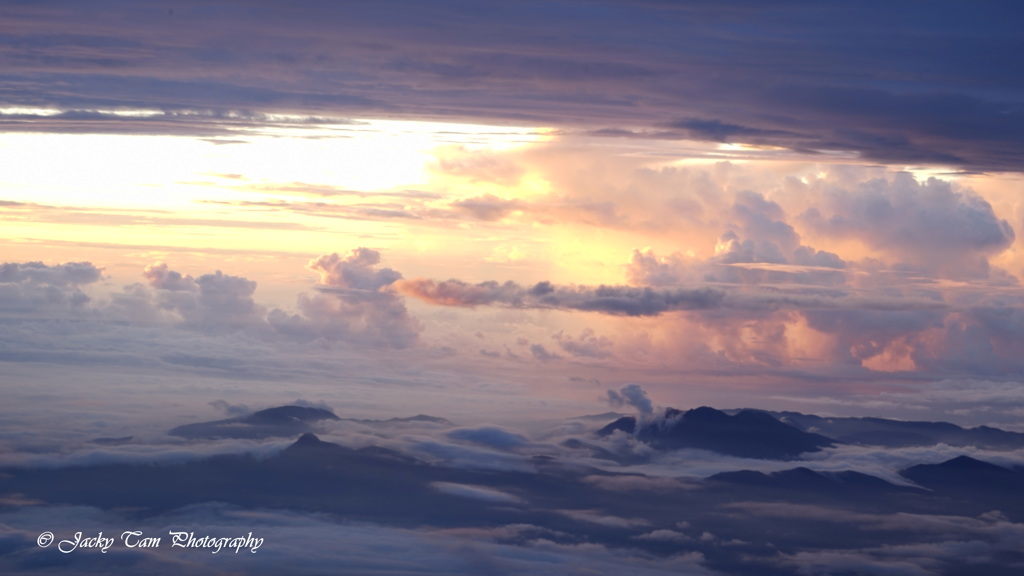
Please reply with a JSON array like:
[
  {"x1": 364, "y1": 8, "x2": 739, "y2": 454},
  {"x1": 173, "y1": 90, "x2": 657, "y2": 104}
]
[
  {"x1": 5, "y1": 404, "x2": 1024, "y2": 576},
  {"x1": 169, "y1": 405, "x2": 341, "y2": 439},
  {"x1": 597, "y1": 406, "x2": 834, "y2": 459},
  {"x1": 595, "y1": 406, "x2": 1024, "y2": 459},
  {"x1": 169, "y1": 405, "x2": 454, "y2": 440},
  {"x1": 761, "y1": 410, "x2": 1024, "y2": 449}
]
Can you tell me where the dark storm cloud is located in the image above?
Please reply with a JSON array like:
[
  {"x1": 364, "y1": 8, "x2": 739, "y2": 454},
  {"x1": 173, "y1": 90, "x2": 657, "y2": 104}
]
[
  {"x1": 1, "y1": 1, "x2": 1022, "y2": 170},
  {"x1": 666, "y1": 118, "x2": 799, "y2": 142}
]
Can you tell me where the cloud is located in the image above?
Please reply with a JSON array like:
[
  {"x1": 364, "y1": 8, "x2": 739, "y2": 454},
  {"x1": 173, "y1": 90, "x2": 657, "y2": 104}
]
[
  {"x1": 555, "y1": 509, "x2": 651, "y2": 529},
  {"x1": 633, "y1": 529, "x2": 691, "y2": 543},
  {"x1": 553, "y1": 328, "x2": 613, "y2": 359},
  {"x1": 0, "y1": 261, "x2": 102, "y2": 286},
  {"x1": 623, "y1": 188, "x2": 846, "y2": 291},
  {"x1": 129, "y1": 264, "x2": 266, "y2": 332},
  {"x1": 142, "y1": 262, "x2": 196, "y2": 291},
  {"x1": 307, "y1": 249, "x2": 402, "y2": 291},
  {"x1": 582, "y1": 475, "x2": 690, "y2": 494},
  {"x1": 705, "y1": 191, "x2": 847, "y2": 287},
  {"x1": 0, "y1": 261, "x2": 102, "y2": 315},
  {"x1": 801, "y1": 173, "x2": 1014, "y2": 278},
  {"x1": 406, "y1": 440, "x2": 535, "y2": 473},
  {"x1": 447, "y1": 427, "x2": 530, "y2": 450},
  {"x1": 208, "y1": 399, "x2": 251, "y2": 417},
  {"x1": 3, "y1": 1, "x2": 1023, "y2": 171},
  {"x1": 394, "y1": 278, "x2": 726, "y2": 316},
  {"x1": 626, "y1": 249, "x2": 689, "y2": 287},
  {"x1": 769, "y1": 512, "x2": 1024, "y2": 576},
  {"x1": 192, "y1": 271, "x2": 264, "y2": 329},
  {"x1": 268, "y1": 248, "x2": 421, "y2": 349},
  {"x1": 31, "y1": 250, "x2": 423, "y2": 349},
  {"x1": 666, "y1": 117, "x2": 797, "y2": 142},
  {"x1": 529, "y1": 343, "x2": 560, "y2": 362},
  {"x1": 606, "y1": 384, "x2": 653, "y2": 418},
  {"x1": 449, "y1": 194, "x2": 525, "y2": 221},
  {"x1": 433, "y1": 147, "x2": 525, "y2": 186},
  {"x1": 431, "y1": 482, "x2": 525, "y2": 506},
  {"x1": 802, "y1": 308, "x2": 945, "y2": 367}
]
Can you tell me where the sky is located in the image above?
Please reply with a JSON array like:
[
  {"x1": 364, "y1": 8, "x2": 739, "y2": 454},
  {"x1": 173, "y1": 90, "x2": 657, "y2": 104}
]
[
  {"x1": 3, "y1": 0, "x2": 1024, "y2": 426},
  {"x1": 4, "y1": 2, "x2": 1024, "y2": 575}
]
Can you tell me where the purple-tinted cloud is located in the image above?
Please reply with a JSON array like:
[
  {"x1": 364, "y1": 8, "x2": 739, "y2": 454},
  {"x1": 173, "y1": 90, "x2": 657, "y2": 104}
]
[
  {"x1": 801, "y1": 173, "x2": 1014, "y2": 279},
  {"x1": 395, "y1": 277, "x2": 726, "y2": 316},
  {"x1": 269, "y1": 249, "x2": 421, "y2": 349},
  {"x1": 0, "y1": 261, "x2": 101, "y2": 314},
  {"x1": 0, "y1": 1, "x2": 1022, "y2": 170}
]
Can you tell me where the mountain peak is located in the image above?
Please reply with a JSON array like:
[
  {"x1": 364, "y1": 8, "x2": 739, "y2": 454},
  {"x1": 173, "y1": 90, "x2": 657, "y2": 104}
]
[
  {"x1": 247, "y1": 405, "x2": 340, "y2": 424},
  {"x1": 936, "y1": 455, "x2": 1009, "y2": 472},
  {"x1": 596, "y1": 416, "x2": 637, "y2": 436},
  {"x1": 295, "y1": 432, "x2": 324, "y2": 446},
  {"x1": 597, "y1": 406, "x2": 834, "y2": 460},
  {"x1": 684, "y1": 406, "x2": 728, "y2": 420}
]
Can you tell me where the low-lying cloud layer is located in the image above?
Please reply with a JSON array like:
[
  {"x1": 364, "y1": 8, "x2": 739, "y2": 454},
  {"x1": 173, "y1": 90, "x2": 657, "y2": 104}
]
[{"x1": 3, "y1": 392, "x2": 1024, "y2": 576}]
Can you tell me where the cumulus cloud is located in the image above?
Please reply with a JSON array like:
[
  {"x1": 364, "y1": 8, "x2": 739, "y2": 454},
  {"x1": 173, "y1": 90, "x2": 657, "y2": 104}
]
[
  {"x1": 802, "y1": 173, "x2": 1014, "y2": 278},
  {"x1": 269, "y1": 248, "x2": 421, "y2": 349},
  {"x1": 0, "y1": 260, "x2": 102, "y2": 314},
  {"x1": 0, "y1": 261, "x2": 102, "y2": 286},
  {"x1": 803, "y1": 308, "x2": 945, "y2": 367},
  {"x1": 118, "y1": 250, "x2": 422, "y2": 348},
  {"x1": 606, "y1": 384, "x2": 653, "y2": 418},
  {"x1": 142, "y1": 262, "x2": 196, "y2": 291},
  {"x1": 553, "y1": 328, "x2": 613, "y2": 359},
  {"x1": 133, "y1": 264, "x2": 266, "y2": 331},
  {"x1": 625, "y1": 191, "x2": 845, "y2": 290},
  {"x1": 307, "y1": 248, "x2": 402, "y2": 290},
  {"x1": 625, "y1": 249, "x2": 689, "y2": 287},
  {"x1": 193, "y1": 271, "x2": 265, "y2": 328},
  {"x1": 705, "y1": 191, "x2": 847, "y2": 286}
]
